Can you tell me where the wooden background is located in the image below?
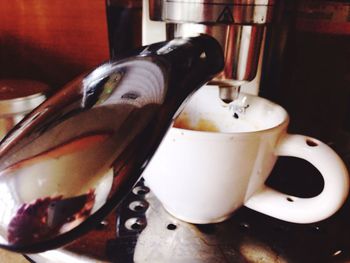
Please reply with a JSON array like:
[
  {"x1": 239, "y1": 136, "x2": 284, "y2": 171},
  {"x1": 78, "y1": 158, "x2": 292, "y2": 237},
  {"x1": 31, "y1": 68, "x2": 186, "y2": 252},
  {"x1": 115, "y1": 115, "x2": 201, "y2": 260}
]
[{"x1": 0, "y1": 0, "x2": 109, "y2": 92}]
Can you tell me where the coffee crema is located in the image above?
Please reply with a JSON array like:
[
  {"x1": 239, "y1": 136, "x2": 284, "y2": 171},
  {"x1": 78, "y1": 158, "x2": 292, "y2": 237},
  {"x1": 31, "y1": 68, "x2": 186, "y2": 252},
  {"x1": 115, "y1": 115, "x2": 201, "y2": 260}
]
[
  {"x1": 173, "y1": 112, "x2": 219, "y2": 132},
  {"x1": 173, "y1": 110, "x2": 261, "y2": 133}
]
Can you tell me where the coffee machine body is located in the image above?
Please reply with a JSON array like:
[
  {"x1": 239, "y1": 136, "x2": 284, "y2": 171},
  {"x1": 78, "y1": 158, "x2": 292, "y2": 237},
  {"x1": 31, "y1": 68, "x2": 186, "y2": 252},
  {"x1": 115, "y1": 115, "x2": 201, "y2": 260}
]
[
  {"x1": 106, "y1": 0, "x2": 277, "y2": 99},
  {"x1": 141, "y1": 0, "x2": 277, "y2": 101}
]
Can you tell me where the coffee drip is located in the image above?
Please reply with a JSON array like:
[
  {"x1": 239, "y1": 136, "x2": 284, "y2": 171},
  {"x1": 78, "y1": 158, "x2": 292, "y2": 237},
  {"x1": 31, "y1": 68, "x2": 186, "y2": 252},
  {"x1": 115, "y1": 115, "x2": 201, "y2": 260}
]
[{"x1": 0, "y1": 35, "x2": 224, "y2": 252}]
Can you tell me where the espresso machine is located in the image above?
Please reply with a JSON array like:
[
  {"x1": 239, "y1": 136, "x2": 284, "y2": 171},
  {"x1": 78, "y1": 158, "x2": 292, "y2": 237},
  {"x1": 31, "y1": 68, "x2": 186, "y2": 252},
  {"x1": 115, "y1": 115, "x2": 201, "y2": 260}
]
[
  {"x1": 14, "y1": 0, "x2": 350, "y2": 262},
  {"x1": 145, "y1": 0, "x2": 277, "y2": 102},
  {"x1": 107, "y1": 0, "x2": 277, "y2": 102},
  {"x1": 101, "y1": 1, "x2": 350, "y2": 262}
]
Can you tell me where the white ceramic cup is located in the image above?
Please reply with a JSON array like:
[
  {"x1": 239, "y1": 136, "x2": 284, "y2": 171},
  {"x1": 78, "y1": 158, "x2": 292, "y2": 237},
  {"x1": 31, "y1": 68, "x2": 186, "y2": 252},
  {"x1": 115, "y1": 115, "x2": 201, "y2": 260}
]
[{"x1": 142, "y1": 86, "x2": 349, "y2": 224}]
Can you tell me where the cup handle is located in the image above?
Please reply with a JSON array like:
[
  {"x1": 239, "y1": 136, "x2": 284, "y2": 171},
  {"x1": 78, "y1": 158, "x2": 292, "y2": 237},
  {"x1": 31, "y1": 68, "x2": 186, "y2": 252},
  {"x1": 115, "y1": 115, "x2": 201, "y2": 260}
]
[{"x1": 244, "y1": 134, "x2": 349, "y2": 223}]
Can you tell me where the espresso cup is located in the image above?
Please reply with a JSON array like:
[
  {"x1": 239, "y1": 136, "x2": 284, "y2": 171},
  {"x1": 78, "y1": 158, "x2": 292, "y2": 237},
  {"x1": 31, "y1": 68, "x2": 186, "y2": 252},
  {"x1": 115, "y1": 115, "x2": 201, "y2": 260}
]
[{"x1": 142, "y1": 85, "x2": 349, "y2": 224}]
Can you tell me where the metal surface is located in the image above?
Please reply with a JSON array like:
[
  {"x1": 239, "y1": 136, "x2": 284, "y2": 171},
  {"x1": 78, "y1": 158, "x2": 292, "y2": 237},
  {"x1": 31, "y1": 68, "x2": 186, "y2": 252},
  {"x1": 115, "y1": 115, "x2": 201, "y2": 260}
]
[
  {"x1": 0, "y1": 79, "x2": 48, "y2": 140},
  {"x1": 0, "y1": 35, "x2": 224, "y2": 252},
  {"x1": 167, "y1": 23, "x2": 265, "y2": 102},
  {"x1": 149, "y1": 0, "x2": 276, "y2": 102},
  {"x1": 149, "y1": 0, "x2": 275, "y2": 24},
  {"x1": 167, "y1": 23, "x2": 265, "y2": 88},
  {"x1": 112, "y1": 174, "x2": 350, "y2": 263},
  {"x1": 27, "y1": 161, "x2": 350, "y2": 262}
]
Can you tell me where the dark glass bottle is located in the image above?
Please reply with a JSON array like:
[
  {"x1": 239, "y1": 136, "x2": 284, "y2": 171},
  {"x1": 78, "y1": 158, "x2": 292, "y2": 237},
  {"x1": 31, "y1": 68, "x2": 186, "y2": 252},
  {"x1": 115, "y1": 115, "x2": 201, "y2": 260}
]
[{"x1": 0, "y1": 35, "x2": 224, "y2": 252}]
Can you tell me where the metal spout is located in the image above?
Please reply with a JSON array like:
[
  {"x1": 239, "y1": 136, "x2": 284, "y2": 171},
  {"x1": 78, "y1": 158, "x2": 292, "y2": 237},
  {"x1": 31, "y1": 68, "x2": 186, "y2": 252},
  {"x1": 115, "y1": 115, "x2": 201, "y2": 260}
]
[{"x1": 148, "y1": 0, "x2": 277, "y2": 102}]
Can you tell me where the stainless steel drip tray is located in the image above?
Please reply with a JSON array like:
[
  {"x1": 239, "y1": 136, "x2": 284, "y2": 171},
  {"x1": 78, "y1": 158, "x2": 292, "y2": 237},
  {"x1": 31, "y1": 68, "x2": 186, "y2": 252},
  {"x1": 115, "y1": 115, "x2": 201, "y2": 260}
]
[
  {"x1": 109, "y1": 180, "x2": 350, "y2": 263},
  {"x1": 28, "y1": 157, "x2": 350, "y2": 263}
]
